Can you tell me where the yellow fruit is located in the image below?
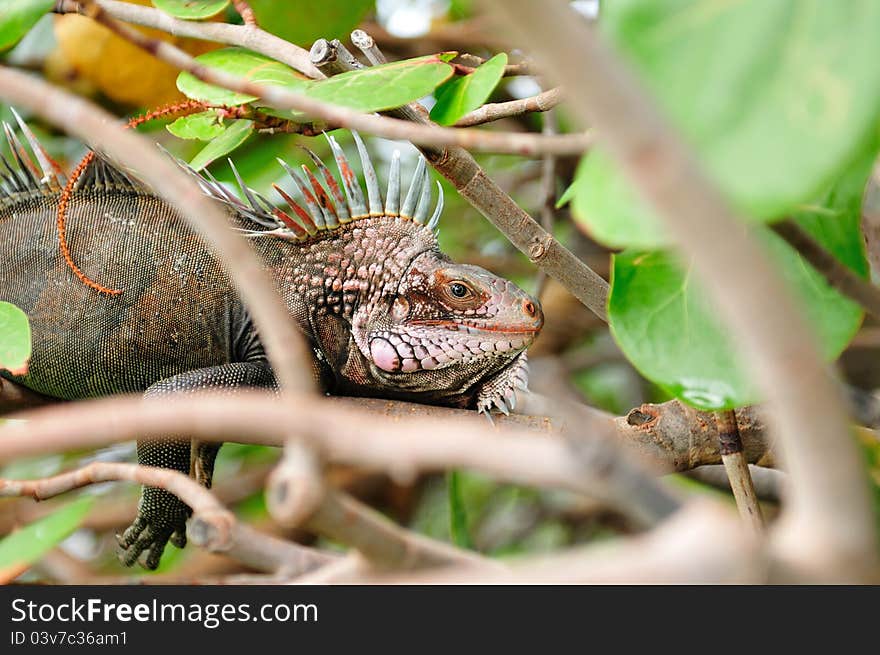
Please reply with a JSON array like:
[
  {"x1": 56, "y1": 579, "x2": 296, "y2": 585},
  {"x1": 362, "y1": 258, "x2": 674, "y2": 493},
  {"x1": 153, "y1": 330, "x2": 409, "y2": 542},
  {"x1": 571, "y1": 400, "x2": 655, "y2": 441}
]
[{"x1": 52, "y1": 2, "x2": 216, "y2": 108}]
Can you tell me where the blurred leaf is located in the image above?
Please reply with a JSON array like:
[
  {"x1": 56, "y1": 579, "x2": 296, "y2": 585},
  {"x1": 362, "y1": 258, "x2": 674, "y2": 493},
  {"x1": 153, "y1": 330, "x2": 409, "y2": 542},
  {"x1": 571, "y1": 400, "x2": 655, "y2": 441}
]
[
  {"x1": 447, "y1": 471, "x2": 473, "y2": 549},
  {"x1": 248, "y1": 0, "x2": 373, "y2": 46},
  {"x1": 430, "y1": 52, "x2": 507, "y2": 125},
  {"x1": 609, "y1": 138, "x2": 874, "y2": 410},
  {"x1": 167, "y1": 111, "x2": 227, "y2": 140},
  {"x1": 609, "y1": 223, "x2": 865, "y2": 410},
  {"x1": 152, "y1": 0, "x2": 229, "y2": 19},
  {"x1": 570, "y1": 150, "x2": 666, "y2": 249},
  {"x1": 571, "y1": 0, "x2": 880, "y2": 248},
  {"x1": 177, "y1": 47, "x2": 307, "y2": 105},
  {"x1": 0, "y1": 0, "x2": 53, "y2": 51},
  {"x1": 0, "y1": 301, "x2": 31, "y2": 375},
  {"x1": 177, "y1": 48, "x2": 452, "y2": 116},
  {"x1": 188, "y1": 119, "x2": 254, "y2": 170},
  {"x1": 0, "y1": 496, "x2": 93, "y2": 580},
  {"x1": 52, "y1": 7, "x2": 217, "y2": 107}
]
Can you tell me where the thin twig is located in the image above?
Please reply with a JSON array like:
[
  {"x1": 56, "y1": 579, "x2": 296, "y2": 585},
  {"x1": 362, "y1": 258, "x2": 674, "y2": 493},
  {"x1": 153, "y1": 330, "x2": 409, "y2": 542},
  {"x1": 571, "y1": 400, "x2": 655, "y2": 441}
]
[
  {"x1": 488, "y1": 0, "x2": 878, "y2": 581},
  {"x1": 454, "y1": 88, "x2": 562, "y2": 127},
  {"x1": 230, "y1": 0, "x2": 256, "y2": 26},
  {"x1": 0, "y1": 392, "x2": 682, "y2": 528},
  {"x1": 457, "y1": 53, "x2": 534, "y2": 77},
  {"x1": 0, "y1": 462, "x2": 332, "y2": 575},
  {"x1": 296, "y1": 500, "x2": 762, "y2": 584},
  {"x1": 535, "y1": 107, "x2": 558, "y2": 296},
  {"x1": 771, "y1": 218, "x2": 880, "y2": 319},
  {"x1": 54, "y1": 0, "x2": 321, "y2": 77},
  {"x1": 713, "y1": 410, "x2": 764, "y2": 532}
]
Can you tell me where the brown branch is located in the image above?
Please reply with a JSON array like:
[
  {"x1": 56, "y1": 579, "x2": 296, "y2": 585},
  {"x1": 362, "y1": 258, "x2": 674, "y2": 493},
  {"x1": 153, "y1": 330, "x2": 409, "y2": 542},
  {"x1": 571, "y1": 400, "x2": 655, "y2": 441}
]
[
  {"x1": 684, "y1": 465, "x2": 785, "y2": 503},
  {"x1": 295, "y1": 500, "x2": 762, "y2": 584},
  {"x1": 771, "y1": 218, "x2": 880, "y2": 319},
  {"x1": 861, "y1": 159, "x2": 880, "y2": 276},
  {"x1": 0, "y1": 392, "x2": 681, "y2": 527},
  {"x1": 714, "y1": 410, "x2": 765, "y2": 532},
  {"x1": 456, "y1": 53, "x2": 535, "y2": 77},
  {"x1": 0, "y1": 68, "x2": 313, "y2": 395},
  {"x1": 454, "y1": 87, "x2": 562, "y2": 127},
  {"x1": 613, "y1": 400, "x2": 776, "y2": 471},
  {"x1": 0, "y1": 376, "x2": 55, "y2": 413},
  {"x1": 487, "y1": 0, "x2": 879, "y2": 582},
  {"x1": 0, "y1": 462, "x2": 332, "y2": 575},
  {"x1": 54, "y1": 0, "x2": 321, "y2": 77}
]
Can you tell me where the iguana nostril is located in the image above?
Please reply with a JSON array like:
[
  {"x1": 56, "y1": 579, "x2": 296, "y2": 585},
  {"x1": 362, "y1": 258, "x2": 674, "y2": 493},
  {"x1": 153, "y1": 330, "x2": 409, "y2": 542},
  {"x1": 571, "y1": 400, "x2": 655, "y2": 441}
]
[{"x1": 523, "y1": 300, "x2": 537, "y2": 317}]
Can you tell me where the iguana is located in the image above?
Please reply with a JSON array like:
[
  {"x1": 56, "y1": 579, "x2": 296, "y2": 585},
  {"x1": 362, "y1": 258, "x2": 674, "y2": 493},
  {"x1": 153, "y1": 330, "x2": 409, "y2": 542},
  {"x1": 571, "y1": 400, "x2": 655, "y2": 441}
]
[{"x1": 0, "y1": 111, "x2": 543, "y2": 569}]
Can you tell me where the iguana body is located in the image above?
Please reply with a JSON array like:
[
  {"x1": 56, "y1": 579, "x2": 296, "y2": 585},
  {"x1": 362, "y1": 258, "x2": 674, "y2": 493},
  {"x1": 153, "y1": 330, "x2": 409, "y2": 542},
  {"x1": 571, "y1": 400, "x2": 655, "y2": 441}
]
[{"x1": 0, "y1": 116, "x2": 542, "y2": 568}]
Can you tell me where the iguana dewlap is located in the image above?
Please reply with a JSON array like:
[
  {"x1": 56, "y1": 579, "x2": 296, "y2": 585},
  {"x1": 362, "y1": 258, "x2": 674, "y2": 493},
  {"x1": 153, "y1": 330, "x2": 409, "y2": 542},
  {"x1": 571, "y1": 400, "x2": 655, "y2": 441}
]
[{"x1": 0, "y1": 113, "x2": 543, "y2": 569}]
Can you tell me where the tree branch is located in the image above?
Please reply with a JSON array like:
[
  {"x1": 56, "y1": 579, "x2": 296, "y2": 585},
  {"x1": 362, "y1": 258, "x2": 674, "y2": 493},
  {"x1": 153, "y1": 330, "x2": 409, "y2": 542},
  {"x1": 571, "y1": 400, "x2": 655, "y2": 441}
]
[
  {"x1": 486, "y1": 0, "x2": 877, "y2": 581},
  {"x1": 0, "y1": 462, "x2": 332, "y2": 575},
  {"x1": 771, "y1": 218, "x2": 880, "y2": 319},
  {"x1": 454, "y1": 88, "x2": 563, "y2": 127},
  {"x1": 0, "y1": 392, "x2": 681, "y2": 528},
  {"x1": 54, "y1": 0, "x2": 321, "y2": 77}
]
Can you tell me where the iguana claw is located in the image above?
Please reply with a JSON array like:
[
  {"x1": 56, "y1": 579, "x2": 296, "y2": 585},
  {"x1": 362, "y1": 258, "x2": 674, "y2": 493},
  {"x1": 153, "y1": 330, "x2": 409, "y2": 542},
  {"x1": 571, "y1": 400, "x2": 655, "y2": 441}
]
[
  {"x1": 476, "y1": 352, "x2": 530, "y2": 417},
  {"x1": 117, "y1": 487, "x2": 190, "y2": 570}
]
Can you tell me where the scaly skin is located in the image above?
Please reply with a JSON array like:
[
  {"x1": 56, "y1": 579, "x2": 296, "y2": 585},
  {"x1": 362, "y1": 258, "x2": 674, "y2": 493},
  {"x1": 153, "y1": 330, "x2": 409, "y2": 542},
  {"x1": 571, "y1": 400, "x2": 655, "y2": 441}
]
[{"x1": 0, "y1": 131, "x2": 543, "y2": 569}]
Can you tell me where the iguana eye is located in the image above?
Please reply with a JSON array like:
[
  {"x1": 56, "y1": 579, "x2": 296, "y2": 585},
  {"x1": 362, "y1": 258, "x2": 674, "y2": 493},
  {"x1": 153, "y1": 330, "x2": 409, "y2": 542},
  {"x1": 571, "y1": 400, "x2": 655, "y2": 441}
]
[{"x1": 449, "y1": 282, "x2": 471, "y2": 298}]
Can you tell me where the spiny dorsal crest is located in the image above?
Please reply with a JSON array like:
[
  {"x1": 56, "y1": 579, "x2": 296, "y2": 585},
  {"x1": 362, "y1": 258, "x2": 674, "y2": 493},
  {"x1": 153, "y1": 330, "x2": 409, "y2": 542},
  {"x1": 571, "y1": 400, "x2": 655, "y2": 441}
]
[
  {"x1": 0, "y1": 108, "x2": 65, "y2": 204},
  {"x1": 183, "y1": 132, "x2": 443, "y2": 242}
]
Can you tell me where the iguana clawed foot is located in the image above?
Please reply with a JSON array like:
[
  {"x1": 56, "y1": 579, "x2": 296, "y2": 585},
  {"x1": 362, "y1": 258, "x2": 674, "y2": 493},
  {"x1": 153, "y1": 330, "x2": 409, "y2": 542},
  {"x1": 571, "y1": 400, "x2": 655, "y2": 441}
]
[
  {"x1": 476, "y1": 352, "x2": 530, "y2": 418},
  {"x1": 117, "y1": 487, "x2": 191, "y2": 570}
]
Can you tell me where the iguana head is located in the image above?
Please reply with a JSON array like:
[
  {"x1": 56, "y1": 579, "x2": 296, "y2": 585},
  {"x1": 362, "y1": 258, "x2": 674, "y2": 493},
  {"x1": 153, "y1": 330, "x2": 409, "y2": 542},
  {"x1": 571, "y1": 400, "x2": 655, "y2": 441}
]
[{"x1": 203, "y1": 132, "x2": 543, "y2": 414}]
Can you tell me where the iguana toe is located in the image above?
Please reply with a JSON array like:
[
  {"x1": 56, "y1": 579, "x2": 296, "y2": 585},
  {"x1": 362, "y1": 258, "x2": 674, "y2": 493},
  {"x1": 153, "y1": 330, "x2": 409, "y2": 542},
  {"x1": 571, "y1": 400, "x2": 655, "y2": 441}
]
[{"x1": 117, "y1": 486, "x2": 191, "y2": 569}]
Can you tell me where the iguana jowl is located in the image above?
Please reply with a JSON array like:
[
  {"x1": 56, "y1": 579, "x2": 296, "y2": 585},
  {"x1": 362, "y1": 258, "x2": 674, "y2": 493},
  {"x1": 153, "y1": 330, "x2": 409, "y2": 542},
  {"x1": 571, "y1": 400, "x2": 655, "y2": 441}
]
[{"x1": 0, "y1": 111, "x2": 543, "y2": 568}]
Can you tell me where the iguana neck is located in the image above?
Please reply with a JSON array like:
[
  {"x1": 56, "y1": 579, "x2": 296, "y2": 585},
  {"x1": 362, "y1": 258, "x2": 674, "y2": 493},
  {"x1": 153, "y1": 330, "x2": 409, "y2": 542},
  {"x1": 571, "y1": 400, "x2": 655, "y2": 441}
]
[{"x1": 255, "y1": 215, "x2": 438, "y2": 383}]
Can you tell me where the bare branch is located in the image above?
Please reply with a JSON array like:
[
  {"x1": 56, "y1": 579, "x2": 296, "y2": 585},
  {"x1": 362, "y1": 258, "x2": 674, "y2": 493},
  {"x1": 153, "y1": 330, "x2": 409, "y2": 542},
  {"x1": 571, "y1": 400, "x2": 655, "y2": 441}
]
[
  {"x1": 0, "y1": 392, "x2": 681, "y2": 527},
  {"x1": 0, "y1": 462, "x2": 332, "y2": 575},
  {"x1": 295, "y1": 501, "x2": 762, "y2": 584},
  {"x1": 714, "y1": 410, "x2": 765, "y2": 532},
  {"x1": 454, "y1": 88, "x2": 563, "y2": 127},
  {"x1": 486, "y1": 0, "x2": 878, "y2": 580},
  {"x1": 0, "y1": 67, "x2": 313, "y2": 395},
  {"x1": 772, "y1": 218, "x2": 880, "y2": 319},
  {"x1": 54, "y1": 0, "x2": 321, "y2": 77}
]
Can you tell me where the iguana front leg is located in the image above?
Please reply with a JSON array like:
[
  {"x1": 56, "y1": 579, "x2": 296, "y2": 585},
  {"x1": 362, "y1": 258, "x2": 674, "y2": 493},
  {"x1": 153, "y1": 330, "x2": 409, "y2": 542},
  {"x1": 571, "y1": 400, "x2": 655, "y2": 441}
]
[{"x1": 117, "y1": 362, "x2": 276, "y2": 569}]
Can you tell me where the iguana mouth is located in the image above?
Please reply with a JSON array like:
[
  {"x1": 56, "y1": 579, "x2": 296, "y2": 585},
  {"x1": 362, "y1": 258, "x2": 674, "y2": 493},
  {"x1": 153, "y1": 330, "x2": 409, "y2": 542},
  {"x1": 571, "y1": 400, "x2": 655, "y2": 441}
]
[{"x1": 409, "y1": 319, "x2": 542, "y2": 336}]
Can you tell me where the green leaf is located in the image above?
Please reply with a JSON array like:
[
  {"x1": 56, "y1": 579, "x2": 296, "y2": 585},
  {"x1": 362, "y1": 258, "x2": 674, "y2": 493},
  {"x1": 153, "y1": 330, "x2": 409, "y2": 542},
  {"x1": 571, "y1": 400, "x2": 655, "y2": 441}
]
[
  {"x1": 248, "y1": 0, "x2": 373, "y2": 47},
  {"x1": 167, "y1": 111, "x2": 228, "y2": 140},
  {"x1": 0, "y1": 0, "x2": 53, "y2": 51},
  {"x1": 447, "y1": 471, "x2": 473, "y2": 549},
  {"x1": 0, "y1": 496, "x2": 94, "y2": 576},
  {"x1": 188, "y1": 119, "x2": 254, "y2": 171},
  {"x1": 430, "y1": 53, "x2": 507, "y2": 125},
  {"x1": 0, "y1": 301, "x2": 31, "y2": 376},
  {"x1": 571, "y1": 151, "x2": 665, "y2": 249},
  {"x1": 177, "y1": 48, "x2": 453, "y2": 117},
  {"x1": 297, "y1": 54, "x2": 455, "y2": 116},
  {"x1": 152, "y1": 0, "x2": 229, "y2": 19},
  {"x1": 177, "y1": 47, "x2": 307, "y2": 105},
  {"x1": 571, "y1": 0, "x2": 880, "y2": 249},
  {"x1": 609, "y1": 146, "x2": 873, "y2": 410}
]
